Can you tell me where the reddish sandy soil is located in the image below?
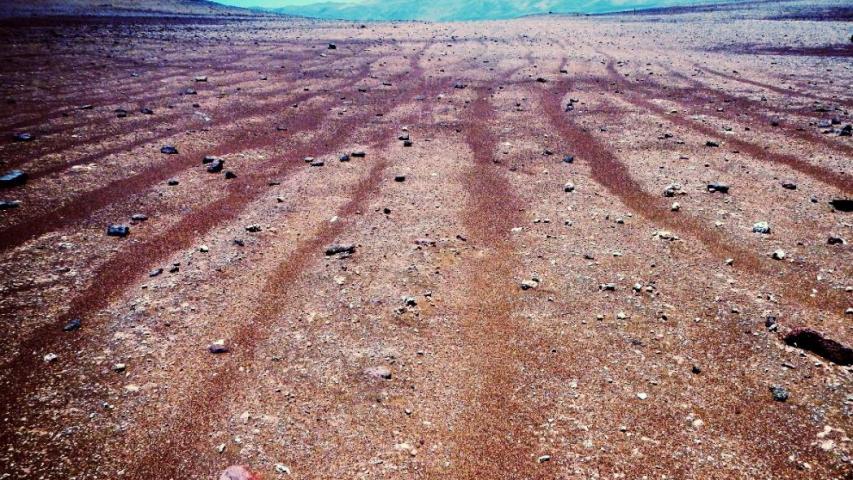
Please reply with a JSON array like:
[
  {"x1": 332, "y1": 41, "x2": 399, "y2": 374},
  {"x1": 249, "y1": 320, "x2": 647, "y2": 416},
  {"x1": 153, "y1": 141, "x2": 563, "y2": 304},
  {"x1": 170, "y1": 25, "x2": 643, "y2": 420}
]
[{"x1": 0, "y1": 2, "x2": 851, "y2": 479}]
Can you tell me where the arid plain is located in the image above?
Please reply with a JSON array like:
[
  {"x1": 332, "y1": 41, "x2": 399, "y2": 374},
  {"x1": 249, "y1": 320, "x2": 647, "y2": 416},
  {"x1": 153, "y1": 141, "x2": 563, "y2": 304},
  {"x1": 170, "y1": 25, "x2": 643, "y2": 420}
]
[{"x1": 0, "y1": 1, "x2": 851, "y2": 478}]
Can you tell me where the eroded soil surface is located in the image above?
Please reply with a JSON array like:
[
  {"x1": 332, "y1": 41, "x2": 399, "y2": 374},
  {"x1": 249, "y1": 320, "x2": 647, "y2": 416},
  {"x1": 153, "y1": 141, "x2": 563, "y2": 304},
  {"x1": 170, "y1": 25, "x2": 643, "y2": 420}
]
[{"x1": 0, "y1": 2, "x2": 851, "y2": 478}]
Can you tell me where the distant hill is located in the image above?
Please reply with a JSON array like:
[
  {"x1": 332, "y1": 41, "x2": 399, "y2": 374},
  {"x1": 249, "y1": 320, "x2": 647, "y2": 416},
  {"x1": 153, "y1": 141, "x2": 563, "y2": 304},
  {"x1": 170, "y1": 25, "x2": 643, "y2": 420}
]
[
  {"x1": 0, "y1": 0, "x2": 257, "y2": 18},
  {"x1": 266, "y1": 0, "x2": 741, "y2": 21}
]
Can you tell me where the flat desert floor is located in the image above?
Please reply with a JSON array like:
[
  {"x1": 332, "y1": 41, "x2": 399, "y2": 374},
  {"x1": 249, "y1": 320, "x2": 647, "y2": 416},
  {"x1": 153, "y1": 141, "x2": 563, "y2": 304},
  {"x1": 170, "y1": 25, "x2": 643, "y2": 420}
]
[{"x1": 0, "y1": 1, "x2": 851, "y2": 478}]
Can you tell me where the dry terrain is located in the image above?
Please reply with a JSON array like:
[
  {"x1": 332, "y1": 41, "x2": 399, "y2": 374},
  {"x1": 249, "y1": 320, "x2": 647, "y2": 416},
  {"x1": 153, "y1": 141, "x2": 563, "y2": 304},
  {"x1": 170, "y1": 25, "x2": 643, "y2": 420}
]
[{"x1": 0, "y1": 1, "x2": 851, "y2": 478}]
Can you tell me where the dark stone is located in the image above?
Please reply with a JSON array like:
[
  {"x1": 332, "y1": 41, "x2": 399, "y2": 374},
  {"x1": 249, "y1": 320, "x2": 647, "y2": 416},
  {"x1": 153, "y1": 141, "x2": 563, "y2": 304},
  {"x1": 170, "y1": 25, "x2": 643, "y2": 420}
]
[
  {"x1": 309, "y1": 159, "x2": 324, "y2": 167},
  {"x1": 403, "y1": 140, "x2": 413, "y2": 147},
  {"x1": 339, "y1": 154, "x2": 350, "y2": 162},
  {"x1": 827, "y1": 235, "x2": 845, "y2": 245},
  {"x1": 161, "y1": 145, "x2": 178, "y2": 155},
  {"x1": 202, "y1": 155, "x2": 217, "y2": 164},
  {"x1": 114, "y1": 108, "x2": 128, "y2": 118},
  {"x1": 325, "y1": 244, "x2": 355, "y2": 256},
  {"x1": 351, "y1": 151, "x2": 366, "y2": 157},
  {"x1": 140, "y1": 107, "x2": 154, "y2": 115},
  {"x1": 207, "y1": 159, "x2": 224, "y2": 173},
  {"x1": 394, "y1": 175, "x2": 406, "y2": 182},
  {"x1": 707, "y1": 182, "x2": 730, "y2": 194},
  {"x1": 184, "y1": 88, "x2": 197, "y2": 95},
  {"x1": 131, "y1": 213, "x2": 148, "y2": 222},
  {"x1": 784, "y1": 327, "x2": 853, "y2": 365},
  {"x1": 563, "y1": 155, "x2": 574, "y2": 163},
  {"x1": 769, "y1": 385, "x2": 789, "y2": 402},
  {"x1": 328, "y1": 43, "x2": 337, "y2": 49},
  {"x1": 0, "y1": 199, "x2": 21, "y2": 210},
  {"x1": 0, "y1": 170, "x2": 27, "y2": 188},
  {"x1": 536, "y1": 77, "x2": 547, "y2": 83},
  {"x1": 691, "y1": 364, "x2": 701, "y2": 374},
  {"x1": 62, "y1": 318, "x2": 82, "y2": 332},
  {"x1": 149, "y1": 268, "x2": 163, "y2": 277},
  {"x1": 224, "y1": 171, "x2": 237, "y2": 179},
  {"x1": 829, "y1": 198, "x2": 853, "y2": 212},
  {"x1": 208, "y1": 342, "x2": 229, "y2": 354},
  {"x1": 107, "y1": 224, "x2": 130, "y2": 237},
  {"x1": 167, "y1": 179, "x2": 179, "y2": 186},
  {"x1": 840, "y1": 124, "x2": 852, "y2": 137},
  {"x1": 453, "y1": 82, "x2": 466, "y2": 89},
  {"x1": 13, "y1": 132, "x2": 33, "y2": 142},
  {"x1": 705, "y1": 141, "x2": 719, "y2": 147},
  {"x1": 781, "y1": 181, "x2": 797, "y2": 190}
]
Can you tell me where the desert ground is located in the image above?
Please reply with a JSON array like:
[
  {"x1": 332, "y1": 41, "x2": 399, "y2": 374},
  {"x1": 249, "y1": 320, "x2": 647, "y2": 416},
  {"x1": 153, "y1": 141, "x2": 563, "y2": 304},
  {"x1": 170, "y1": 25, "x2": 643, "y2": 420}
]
[{"x1": 0, "y1": 0, "x2": 851, "y2": 478}]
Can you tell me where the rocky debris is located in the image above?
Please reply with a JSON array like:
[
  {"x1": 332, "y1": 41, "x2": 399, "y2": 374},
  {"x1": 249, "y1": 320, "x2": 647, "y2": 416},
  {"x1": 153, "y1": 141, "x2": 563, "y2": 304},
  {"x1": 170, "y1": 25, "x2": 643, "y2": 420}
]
[
  {"x1": 769, "y1": 385, "x2": 789, "y2": 402},
  {"x1": 565, "y1": 98, "x2": 578, "y2": 112},
  {"x1": 535, "y1": 77, "x2": 547, "y2": 83},
  {"x1": 829, "y1": 198, "x2": 852, "y2": 212},
  {"x1": 245, "y1": 224, "x2": 261, "y2": 233},
  {"x1": 62, "y1": 318, "x2": 81, "y2": 332},
  {"x1": 325, "y1": 244, "x2": 355, "y2": 256},
  {"x1": 13, "y1": 132, "x2": 34, "y2": 142},
  {"x1": 43, "y1": 353, "x2": 58, "y2": 363},
  {"x1": 454, "y1": 82, "x2": 467, "y2": 89},
  {"x1": 780, "y1": 181, "x2": 797, "y2": 190},
  {"x1": 202, "y1": 155, "x2": 217, "y2": 164},
  {"x1": 402, "y1": 296, "x2": 418, "y2": 307},
  {"x1": 160, "y1": 145, "x2": 179, "y2": 155},
  {"x1": 224, "y1": 171, "x2": 237, "y2": 179},
  {"x1": 0, "y1": 199, "x2": 21, "y2": 210},
  {"x1": 784, "y1": 327, "x2": 853, "y2": 365},
  {"x1": 364, "y1": 365, "x2": 392, "y2": 379},
  {"x1": 328, "y1": 43, "x2": 337, "y2": 49},
  {"x1": 563, "y1": 182, "x2": 575, "y2": 192},
  {"x1": 107, "y1": 224, "x2": 130, "y2": 237},
  {"x1": 707, "y1": 182, "x2": 729, "y2": 194},
  {"x1": 670, "y1": 202, "x2": 680, "y2": 211},
  {"x1": 131, "y1": 213, "x2": 148, "y2": 222},
  {"x1": 207, "y1": 159, "x2": 225, "y2": 173},
  {"x1": 599, "y1": 283, "x2": 616, "y2": 291},
  {"x1": 653, "y1": 230, "x2": 679, "y2": 241},
  {"x1": 771, "y1": 249, "x2": 786, "y2": 260},
  {"x1": 194, "y1": 75, "x2": 208, "y2": 82},
  {"x1": 310, "y1": 158, "x2": 325, "y2": 167},
  {"x1": 184, "y1": 88, "x2": 197, "y2": 95},
  {"x1": 537, "y1": 455, "x2": 551, "y2": 463},
  {"x1": 351, "y1": 150, "x2": 366, "y2": 157},
  {"x1": 705, "y1": 140, "x2": 719, "y2": 147},
  {"x1": 149, "y1": 268, "x2": 163, "y2": 277},
  {"x1": 663, "y1": 183, "x2": 684, "y2": 197},
  {"x1": 752, "y1": 221, "x2": 770, "y2": 234},
  {"x1": 840, "y1": 124, "x2": 852, "y2": 137},
  {"x1": 208, "y1": 340, "x2": 229, "y2": 354},
  {"x1": 114, "y1": 108, "x2": 128, "y2": 118},
  {"x1": 562, "y1": 155, "x2": 574, "y2": 163},
  {"x1": 140, "y1": 107, "x2": 154, "y2": 115},
  {"x1": 339, "y1": 153, "x2": 350, "y2": 162},
  {"x1": 827, "y1": 235, "x2": 845, "y2": 245},
  {"x1": 0, "y1": 170, "x2": 27, "y2": 188},
  {"x1": 394, "y1": 175, "x2": 406, "y2": 182},
  {"x1": 167, "y1": 179, "x2": 180, "y2": 186},
  {"x1": 219, "y1": 465, "x2": 259, "y2": 480},
  {"x1": 520, "y1": 278, "x2": 540, "y2": 290}
]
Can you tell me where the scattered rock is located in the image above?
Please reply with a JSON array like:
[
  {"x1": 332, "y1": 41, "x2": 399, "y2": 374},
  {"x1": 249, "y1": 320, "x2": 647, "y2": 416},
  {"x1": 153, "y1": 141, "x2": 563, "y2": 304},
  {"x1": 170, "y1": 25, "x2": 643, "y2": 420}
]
[
  {"x1": 520, "y1": 278, "x2": 540, "y2": 290},
  {"x1": 149, "y1": 268, "x2": 163, "y2": 277},
  {"x1": 770, "y1": 385, "x2": 789, "y2": 402},
  {"x1": 0, "y1": 170, "x2": 27, "y2": 188},
  {"x1": 310, "y1": 158, "x2": 325, "y2": 167},
  {"x1": 829, "y1": 198, "x2": 852, "y2": 212},
  {"x1": 771, "y1": 249, "x2": 786, "y2": 260},
  {"x1": 107, "y1": 224, "x2": 130, "y2": 237},
  {"x1": 194, "y1": 75, "x2": 208, "y2": 82},
  {"x1": 207, "y1": 159, "x2": 225, "y2": 173},
  {"x1": 224, "y1": 171, "x2": 237, "y2": 179},
  {"x1": 245, "y1": 224, "x2": 261, "y2": 233},
  {"x1": 563, "y1": 182, "x2": 575, "y2": 192},
  {"x1": 131, "y1": 213, "x2": 148, "y2": 222},
  {"x1": 328, "y1": 43, "x2": 337, "y2": 49},
  {"x1": 705, "y1": 140, "x2": 719, "y2": 147},
  {"x1": 781, "y1": 181, "x2": 797, "y2": 190},
  {"x1": 63, "y1": 318, "x2": 82, "y2": 332},
  {"x1": 325, "y1": 244, "x2": 356, "y2": 256},
  {"x1": 351, "y1": 150, "x2": 366, "y2": 158},
  {"x1": 339, "y1": 153, "x2": 350, "y2": 162},
  {"x1": 167, "y1": 179, "x2": 180, "y2": 186},
  {"x1": 784, "y1": 327, "x2": 853, "y2": 365},
  {"x1": 0, "y1": 199, "x2": 21, "y2": 209},
  {"x1": 161, "y1": 145, "x2": 178, "y2": 155},
  {"x1": 752, "y1": 221, "x2": 770, "y2": 234},
  {"x1": 707, "y1": 182, "x2": 729, "y2": 194},
  {"x1": 208, "y1": 340, "x2": 229, "y2": 354},
  {"x1": 43, "y1": 353, "x2": 58, "y2": 363},
  {"x1": 827, "y1": 235, "x2": 845, "y2": 245},
  {"x1": 537, "y1": 455, "x2": 551, "y2": 463},
  {"x1": 663, "y1": 183, "x2": 683, "y2": 197},
  {"x1": 562, "y1": 155, "x2": 574, "y2": 163},
  {"x1": 364, "y1": 365, "x2": 392, "y2": 379},
  {"x1": 394, "y1": 175, "x2": 406, "y2": 182}
]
